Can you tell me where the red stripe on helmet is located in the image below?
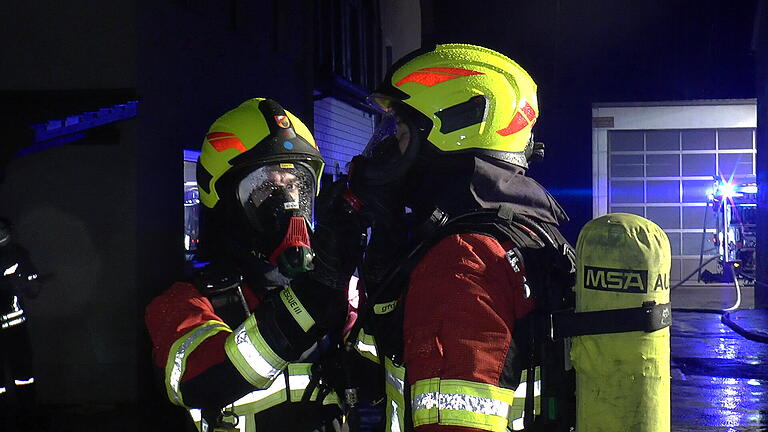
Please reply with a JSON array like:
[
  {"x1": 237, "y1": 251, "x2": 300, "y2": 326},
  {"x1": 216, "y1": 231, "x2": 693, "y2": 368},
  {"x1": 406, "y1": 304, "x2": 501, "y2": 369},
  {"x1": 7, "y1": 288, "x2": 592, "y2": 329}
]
[
  {"x1": 396, "y1": 72, "x2": 459, "y2": 87},
  {"x1": 497, "y1": 101, "x2": 538, "y2": 136},
  {"x1": 207, "y1": 135, "x2": 246, "y2": 153},
  {"x1": 496, "y1": 112, "x2": 530, "y2": 136},
  {"x1": 520, "y1": 101, "x2": 537, "y2": 121},
  {"x1": 396, "y1": 67, "x2": 484, "y2": 87}
]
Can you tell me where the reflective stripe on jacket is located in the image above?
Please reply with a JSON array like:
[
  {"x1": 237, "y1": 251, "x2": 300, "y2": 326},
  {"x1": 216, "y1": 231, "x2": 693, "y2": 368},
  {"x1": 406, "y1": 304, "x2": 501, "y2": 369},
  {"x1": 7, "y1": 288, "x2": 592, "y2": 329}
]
[
  {"x1": 165, "y1": 320, "x2": 232, "y2": 406},
  {"x1": 1, "y1": 295, "x2": 26, "y2": 329},
  {"x1": 224, "y1": 314, "x2": 289, "y2": 389},
  {"x1": 383, "y1": 359, "x2": 540, "y2": 432},
  {"x1": 187, "y1": 363, "x2": 340, "y2": 432}
]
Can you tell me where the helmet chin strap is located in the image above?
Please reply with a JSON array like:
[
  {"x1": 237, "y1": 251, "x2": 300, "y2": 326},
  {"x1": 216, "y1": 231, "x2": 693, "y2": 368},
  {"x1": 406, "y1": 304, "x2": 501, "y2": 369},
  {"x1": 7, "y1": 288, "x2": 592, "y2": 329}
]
[{"x1": 268, "y1": 216, "x2": 315, "y2": 277}]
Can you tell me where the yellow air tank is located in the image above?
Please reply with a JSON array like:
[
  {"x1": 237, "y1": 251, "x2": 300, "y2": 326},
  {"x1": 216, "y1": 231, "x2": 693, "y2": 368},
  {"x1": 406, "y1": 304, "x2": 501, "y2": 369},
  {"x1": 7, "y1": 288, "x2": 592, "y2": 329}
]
[{"x1": 570, "y1": 213, "x2": 671, "y2": 432}]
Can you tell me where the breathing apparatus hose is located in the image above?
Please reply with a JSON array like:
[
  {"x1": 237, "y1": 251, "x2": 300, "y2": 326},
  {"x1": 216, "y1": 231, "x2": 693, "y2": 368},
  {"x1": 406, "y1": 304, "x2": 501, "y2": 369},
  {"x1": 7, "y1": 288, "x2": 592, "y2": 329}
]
[{"x1": 672, "y1": 258, "x2": 744, "y2": 314}]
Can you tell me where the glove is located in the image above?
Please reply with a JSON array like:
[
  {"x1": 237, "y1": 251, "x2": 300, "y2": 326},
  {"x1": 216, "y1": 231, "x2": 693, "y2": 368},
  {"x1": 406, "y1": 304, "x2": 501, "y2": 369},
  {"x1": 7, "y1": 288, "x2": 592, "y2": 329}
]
[
  {"x1": 347, "y1": 156, "x2": 409, "y2": 288},
  {"x1": 309, "y1": 177, "x2": 367, "y2": 291},
  {"x1": 256, "y1": 275, "x2": 349, "y2": 361}
]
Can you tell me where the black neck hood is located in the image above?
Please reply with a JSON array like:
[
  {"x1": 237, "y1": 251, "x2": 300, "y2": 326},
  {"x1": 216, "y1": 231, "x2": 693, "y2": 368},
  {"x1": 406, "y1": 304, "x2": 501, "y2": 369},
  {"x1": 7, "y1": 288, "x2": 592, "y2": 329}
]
[{"x1": 405, "y1": 153, "x2": 569, "y2": 226}]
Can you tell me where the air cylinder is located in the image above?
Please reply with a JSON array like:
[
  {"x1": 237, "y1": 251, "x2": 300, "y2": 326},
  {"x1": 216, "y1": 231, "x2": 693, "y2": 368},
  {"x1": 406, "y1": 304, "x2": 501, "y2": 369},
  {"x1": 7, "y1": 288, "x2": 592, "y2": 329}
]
[{"x1": 570, "y1": 213, "x2": 671, "y2": 432}]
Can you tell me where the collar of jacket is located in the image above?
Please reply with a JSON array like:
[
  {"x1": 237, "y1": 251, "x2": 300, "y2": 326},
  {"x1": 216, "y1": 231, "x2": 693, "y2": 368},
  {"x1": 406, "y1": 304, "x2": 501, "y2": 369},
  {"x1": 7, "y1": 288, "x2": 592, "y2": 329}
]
[{"x1": 405, "y1": 154, "x2": 569, "y2": 227}]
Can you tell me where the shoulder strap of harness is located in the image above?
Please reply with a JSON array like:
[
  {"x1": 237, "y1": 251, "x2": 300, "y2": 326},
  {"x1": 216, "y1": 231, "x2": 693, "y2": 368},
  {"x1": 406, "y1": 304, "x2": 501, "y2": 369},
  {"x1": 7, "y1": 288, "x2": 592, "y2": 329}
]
[{"x1": 192, "y1": 262, "x2": 250, "y2": 328}]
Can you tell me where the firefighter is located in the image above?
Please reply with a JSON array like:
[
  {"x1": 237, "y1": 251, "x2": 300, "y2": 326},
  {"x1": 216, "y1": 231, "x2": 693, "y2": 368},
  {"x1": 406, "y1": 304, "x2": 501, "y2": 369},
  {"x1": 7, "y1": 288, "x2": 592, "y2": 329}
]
[
  {"x1": 0, "y1": 218, "x2": 42, "y2": 430},
  {"x1": 343, "y1": 44, "x2": 574, "y2": 432},
  {"x1": 145, "y1": 98, "x2": 358, "y2": 432}
]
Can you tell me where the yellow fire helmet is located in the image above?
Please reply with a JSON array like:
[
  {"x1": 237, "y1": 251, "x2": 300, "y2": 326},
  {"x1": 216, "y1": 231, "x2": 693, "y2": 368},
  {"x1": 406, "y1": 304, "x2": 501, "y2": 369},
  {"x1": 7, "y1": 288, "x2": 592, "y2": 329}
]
[
  {"x1": 368, "y1": 43, "x2": 539, "y2": 168},
  {"x1": 196, "y1": 98, "x2": 324, "y2": 210}
]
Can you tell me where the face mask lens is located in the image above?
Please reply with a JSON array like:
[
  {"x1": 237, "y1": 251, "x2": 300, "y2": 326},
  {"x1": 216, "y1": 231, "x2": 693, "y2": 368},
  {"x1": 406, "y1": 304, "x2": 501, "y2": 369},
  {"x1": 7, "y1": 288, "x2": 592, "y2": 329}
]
[{"x1": 237, "y1": 164, "x2": 315, "y2": 223}]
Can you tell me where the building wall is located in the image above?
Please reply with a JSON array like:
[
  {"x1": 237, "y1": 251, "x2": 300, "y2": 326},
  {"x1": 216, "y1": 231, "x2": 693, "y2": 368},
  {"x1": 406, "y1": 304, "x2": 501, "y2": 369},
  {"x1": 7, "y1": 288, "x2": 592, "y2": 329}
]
[
  {"x1": 314, "y1": 97, "x2": 375, "y2": 176},
  {"x1": 313, "y1": 0, "x2": 421, "y2": 178},
  {"x1": 592, "y1": 101, "x2": 757, "y2": 285},
  {"x1": 380, "y1": 0, "x2": 422, "y2": 66}
]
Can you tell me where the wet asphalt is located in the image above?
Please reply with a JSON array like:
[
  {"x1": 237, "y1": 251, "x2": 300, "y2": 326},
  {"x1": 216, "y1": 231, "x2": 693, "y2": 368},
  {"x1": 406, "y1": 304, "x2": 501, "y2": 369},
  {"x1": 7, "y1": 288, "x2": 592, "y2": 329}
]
[{"x1": 671, "y1": 285, "x2": 768, "y2": 432}]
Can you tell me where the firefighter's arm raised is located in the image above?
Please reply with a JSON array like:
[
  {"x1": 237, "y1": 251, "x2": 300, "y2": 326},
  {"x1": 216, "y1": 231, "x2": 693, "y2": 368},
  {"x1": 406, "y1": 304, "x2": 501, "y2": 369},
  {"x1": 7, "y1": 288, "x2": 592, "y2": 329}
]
[
  {"x1": 222, "y1": 275, "x2": 348, "y2": 389},
  {"x1": 146, "y1": 276, "x2": 349, "y2": 409}
]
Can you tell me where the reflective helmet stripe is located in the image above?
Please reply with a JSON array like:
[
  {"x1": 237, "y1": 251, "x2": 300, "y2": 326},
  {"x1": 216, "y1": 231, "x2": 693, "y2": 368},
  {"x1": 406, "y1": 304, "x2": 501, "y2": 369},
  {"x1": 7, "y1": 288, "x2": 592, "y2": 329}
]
[
  {"x1": 165, "y1": 320, "x2": 231, "y2": 407},
  {"x1": 224, "y1": 314, "x2": 289, "y2": 388},
  {"x1": 411, "y1": 377, "x2": 516, "y2": 432},
  {"x1": 396, "y1": 67, "x2": 484, "y2": 87},
  {"x1": 497, "y1": 100, "x2": 537, "y2": 136},
  {"x1": 206, "y1": 132, "x2": 246, "y2": 153}
]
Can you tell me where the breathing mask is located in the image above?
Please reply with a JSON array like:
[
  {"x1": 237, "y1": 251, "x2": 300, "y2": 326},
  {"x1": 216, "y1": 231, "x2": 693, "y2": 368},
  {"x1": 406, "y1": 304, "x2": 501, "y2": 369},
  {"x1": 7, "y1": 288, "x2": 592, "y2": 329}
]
[{"x1": 238, "y1": 163, "x2": 316, "y2": 277}]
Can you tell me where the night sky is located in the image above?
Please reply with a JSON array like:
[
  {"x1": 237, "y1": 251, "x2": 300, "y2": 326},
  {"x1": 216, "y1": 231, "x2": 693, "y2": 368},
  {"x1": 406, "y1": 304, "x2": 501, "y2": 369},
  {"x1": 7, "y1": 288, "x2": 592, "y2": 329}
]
[{"x1": 424, "y1": 0, "x2": 759, "y2": 241}]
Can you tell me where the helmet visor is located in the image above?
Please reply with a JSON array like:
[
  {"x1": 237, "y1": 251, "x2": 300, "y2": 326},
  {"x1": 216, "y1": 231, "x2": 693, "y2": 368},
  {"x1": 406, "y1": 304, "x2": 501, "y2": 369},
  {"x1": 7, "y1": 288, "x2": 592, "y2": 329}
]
[
  {"x1": 237, "y1": 163, "x2": 316, "y2": 225},
  {"x1": 363, "y1": 112, "x2": 412, "y2": 163}
]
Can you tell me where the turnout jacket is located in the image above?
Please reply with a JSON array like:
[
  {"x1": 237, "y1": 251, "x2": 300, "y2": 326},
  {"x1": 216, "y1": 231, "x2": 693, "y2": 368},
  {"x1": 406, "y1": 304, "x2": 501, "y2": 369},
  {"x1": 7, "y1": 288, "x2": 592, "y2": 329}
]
[
  {"x1": 356, "y1": 155, "x2": 571, "y2": 432},
  {"x1": 146, "y1": 269, "x2": 348, "y2": 431}
]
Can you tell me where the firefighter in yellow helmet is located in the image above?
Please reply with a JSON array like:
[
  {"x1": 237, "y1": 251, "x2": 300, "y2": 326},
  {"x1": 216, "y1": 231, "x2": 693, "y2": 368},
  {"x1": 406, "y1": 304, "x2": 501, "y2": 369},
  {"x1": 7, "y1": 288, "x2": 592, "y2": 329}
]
[
  {"x1": 146, "y1": 98, "x2": 359, "y2": 432},
  {"x1": 341, "y1": 44, "x2": 575, "y2": 432}
]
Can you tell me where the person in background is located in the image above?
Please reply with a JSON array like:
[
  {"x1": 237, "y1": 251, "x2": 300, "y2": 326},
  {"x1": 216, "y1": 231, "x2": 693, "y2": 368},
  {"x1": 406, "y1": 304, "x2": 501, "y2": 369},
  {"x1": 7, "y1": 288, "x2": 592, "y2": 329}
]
[{"x1": 0, "y1": 218, "x2": 43, "y2": 431}]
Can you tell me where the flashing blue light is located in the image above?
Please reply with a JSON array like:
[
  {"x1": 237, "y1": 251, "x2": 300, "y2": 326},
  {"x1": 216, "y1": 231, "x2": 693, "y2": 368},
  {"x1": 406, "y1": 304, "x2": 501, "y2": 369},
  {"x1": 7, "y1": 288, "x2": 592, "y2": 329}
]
[
  {"x1": 719, "y1": 182, "x2": 737, "y2": 199},
  {"x1": 283, "y1": 141, "x2": 294, "y2": 150},
  {"x1": 711, "y1": 180, "x2": 758, "y2": 199}
]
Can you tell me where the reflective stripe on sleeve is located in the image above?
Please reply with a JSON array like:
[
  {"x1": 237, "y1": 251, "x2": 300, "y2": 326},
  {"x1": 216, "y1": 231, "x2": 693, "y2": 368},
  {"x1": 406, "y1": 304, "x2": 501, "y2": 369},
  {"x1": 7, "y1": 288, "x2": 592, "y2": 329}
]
[
  {"x1": 411, "y1": 377, "x2": 516, "y2": 432},
  {"x1": 14, "y1": 377, "x2": 34, "y2": 386},
  {"x1": 279, "y1": 286, "x2": 315, "y2": 332},
  {"x1": 225, "y1": 314, "x2": 289, "y2": 389},
  {"x1": 509, "y1": 367, "x2": 541, "y2": 430},
  {"x1": 4, "y1": 263, "x2": 18, "y2": 276},
  {"x1": 384, "y1": 357, "x2": 406, "y2": 432},
  {"x1": 1, "y1": 309, "x2": 24, "y2": 322},
  {"x1": 165, "y1": 320, "x2": 231, "y2": 407},
  {"x1": 222, "y1": 364, "x2": 341, "y2": 428},
  {"x1": 1, "y1": 316, "x2": 26, "y2": 329},
  {"x1": 287, "y1": 363, "x2": 340, "y2": 406},
  {"x1": 231, "y1": 373, "x2": 289, "y2": 417},
  {"x1": 353, "y1": 328, "x2": 380, "y2": 364}
]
